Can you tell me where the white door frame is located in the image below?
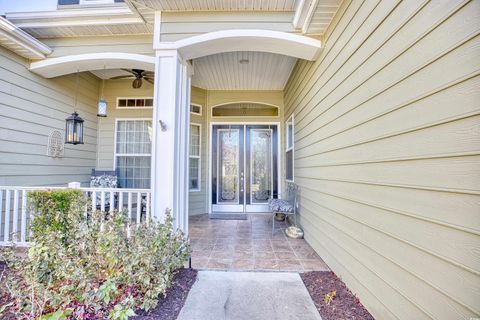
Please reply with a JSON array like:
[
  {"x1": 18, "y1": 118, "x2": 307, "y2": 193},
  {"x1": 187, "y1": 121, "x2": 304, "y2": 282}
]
[{"x1": 208, "y1": 121, "x2": 281, "y2": 214}]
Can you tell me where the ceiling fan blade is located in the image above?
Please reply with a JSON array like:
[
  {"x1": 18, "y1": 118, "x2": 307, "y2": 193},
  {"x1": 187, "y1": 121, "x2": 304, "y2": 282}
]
[
  {"x1": 143, "y1": 71, "x2": 155, "y2": 76},
  {"x1": 110, "y1": 75, "x2": 133, "y2": 80},
  {"x1": 144, "y1": 78, "x2": 154, "y2": 84},
  {"x1": 120, "y1": 68, "x2": 137, "y2": 75}
]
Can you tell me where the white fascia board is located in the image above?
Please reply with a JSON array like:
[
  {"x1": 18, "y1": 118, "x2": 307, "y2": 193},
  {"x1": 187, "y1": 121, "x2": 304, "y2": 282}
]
[
  {"x1": 16, "y1": 18, "x2": 143, "y2": 28},
  {"x1": 0, "y1": 17, "x2": 52, "y2": 59},
  {"x1": 6, "y1": 6, "x2": 142, "y2": 28},
  {"x1": 155, "y1": 29, "x2": 322, "y2": 61}
]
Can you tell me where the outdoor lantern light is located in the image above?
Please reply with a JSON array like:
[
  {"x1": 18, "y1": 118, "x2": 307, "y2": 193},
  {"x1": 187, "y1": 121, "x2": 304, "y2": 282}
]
[
  {"x1": 65, "y1": 70, "x2": 84, "y2": 145},
  {"x1": 97, "y1": 98, "x2": 107, "y2": 117},
  {"x1": 65, "y1": 111, "x2": 84, "y2": 145},
  {"x1": 97, "y1": 67, "x2": 107, "y2": 117}
]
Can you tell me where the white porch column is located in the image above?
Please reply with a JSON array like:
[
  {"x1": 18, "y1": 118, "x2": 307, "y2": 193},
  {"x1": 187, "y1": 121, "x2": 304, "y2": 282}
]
[{"x1": 151, "y1": 49, "x2": 191, "y2": 233}]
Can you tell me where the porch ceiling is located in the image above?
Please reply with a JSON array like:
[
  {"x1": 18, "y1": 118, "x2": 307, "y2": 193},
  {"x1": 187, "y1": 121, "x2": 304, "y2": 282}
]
[{"x1": 191, "y1": 51, "x2": 296, "y2": 90}]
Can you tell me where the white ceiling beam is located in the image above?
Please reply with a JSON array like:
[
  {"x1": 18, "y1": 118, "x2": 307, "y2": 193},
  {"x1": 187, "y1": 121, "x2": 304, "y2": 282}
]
[
  {"x1": 29, "y1": 52, "x2": 155, "y2": 78},
  {"x1": 155, "y1": 29, "x2": 322, "y2": 61},
  {"x1": 292, "y1": 0, "x2": 319, "y2": 34}
]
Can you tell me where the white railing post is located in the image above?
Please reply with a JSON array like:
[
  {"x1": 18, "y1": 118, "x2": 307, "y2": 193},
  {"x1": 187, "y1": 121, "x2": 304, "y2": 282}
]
[
  {"x1": 12, "y1": 189, "x2": 19, "y2": 242},
  {"x1": 109, "y1": 191, "x2": 114, "y2": 213},
  {"x1": 21, "y1": 190, "x2": 27, "y2": 243},
  {"x1": 4, "y1": 189, "x2": 10, "y2": 243},
  {"x1": 127, "y1": 192, "x2": 132, "y2": 237},
  {"x1": 100, "y1": 191, "x2": 106, "y2": 212},
  {"x1": 136, "y1": 192, "x2": 141, "y2": 225}
]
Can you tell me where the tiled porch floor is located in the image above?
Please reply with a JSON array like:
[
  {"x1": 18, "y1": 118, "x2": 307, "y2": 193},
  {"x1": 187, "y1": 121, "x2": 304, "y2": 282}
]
[{"x1": 189, "y1": 214, "x2": 330, "y2": 272}]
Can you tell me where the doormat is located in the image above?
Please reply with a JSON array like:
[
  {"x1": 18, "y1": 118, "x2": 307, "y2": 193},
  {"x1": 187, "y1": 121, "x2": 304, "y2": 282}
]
[{"x1": 209, "y1": 213, "x2": 248, "y2": 220}]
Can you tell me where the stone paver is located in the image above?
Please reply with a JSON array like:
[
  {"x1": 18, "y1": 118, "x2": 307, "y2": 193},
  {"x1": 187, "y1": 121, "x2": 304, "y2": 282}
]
[
  {"x1": 177, "y1": 271, "x2": 322, "y2": 320},
  {"x1": 189, "y1": 214, "x2": 330, "y2": 272}
]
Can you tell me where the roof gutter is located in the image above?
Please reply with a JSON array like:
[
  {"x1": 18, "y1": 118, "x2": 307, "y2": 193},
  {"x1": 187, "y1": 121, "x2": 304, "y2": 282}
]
[{"x1": 0, "y1": 16, "x2": 52, "y2": 59}]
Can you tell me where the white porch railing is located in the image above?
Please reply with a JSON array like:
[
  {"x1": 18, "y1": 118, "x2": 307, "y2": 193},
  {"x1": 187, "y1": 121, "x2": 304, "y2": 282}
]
[{"x1": 0, "y1": 186, "x2": 151, "y2": 247}]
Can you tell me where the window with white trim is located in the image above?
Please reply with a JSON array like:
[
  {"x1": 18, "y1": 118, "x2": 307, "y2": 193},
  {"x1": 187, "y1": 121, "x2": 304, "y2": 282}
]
[
  {"x1": 286, "y1": 114, "x2": 294, "y2": 182},
  {"x1": 115, "y1": 120, "x2": 152, "y2": 189},
  {"x1": 190, "y1": 103, "x2": 202, "y2": 116},
  {"x1": 189, "y1": 124, "x2": 201, "y2": 191},
  {"x1": 117, "y1": 97, "x2": 153, "y2": 109}
]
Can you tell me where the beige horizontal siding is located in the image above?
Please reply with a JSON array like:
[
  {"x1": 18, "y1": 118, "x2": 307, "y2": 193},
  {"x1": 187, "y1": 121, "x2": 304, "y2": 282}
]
[
  {"x1": 41, "y1": 35, "x2": 154, "y2": 58},
  {"x1": 159, "y1": 11, "x2": 297, "y2": 41},
  {"x1": 189, "y1": 86, "x2": 208, "y2": 215},
  {"x1": 0, "y1": 46, "x2": 99, "y2": 187},
  {"x1": 284, "y1": 0, "x2": 480, "y2": 319}
]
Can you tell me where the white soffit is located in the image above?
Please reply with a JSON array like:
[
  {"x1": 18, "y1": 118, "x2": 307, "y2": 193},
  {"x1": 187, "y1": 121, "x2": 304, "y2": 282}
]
[
  {"x1": 0, "y1": 16, "x2": 52, "y2": 59},
  {"x1": 134, "y1": 0, "x2": 298, "y2": 11},
  {"x1": 156, "y1": 29, "x2": 322, "y2": 61},
  {"x1": 29, "y1": 52, "x2": 155, "y2": 78},
  {"x1": 306, "y1": 0, "x2": 341, "y2": 34},
  {"x1": 191, "y1": 51, "x2": 297, "y2": 90}
]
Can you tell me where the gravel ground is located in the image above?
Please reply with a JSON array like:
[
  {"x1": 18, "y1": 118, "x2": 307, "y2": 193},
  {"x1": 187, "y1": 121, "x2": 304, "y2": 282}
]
[{"x1": 301, "y1": 271, "x2": 374, "y2": 320}]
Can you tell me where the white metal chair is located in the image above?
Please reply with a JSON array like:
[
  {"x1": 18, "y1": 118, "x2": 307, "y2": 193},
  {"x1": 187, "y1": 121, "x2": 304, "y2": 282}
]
[{"x1": 268, "y1": 182, "x2": 299, "y2": 234}]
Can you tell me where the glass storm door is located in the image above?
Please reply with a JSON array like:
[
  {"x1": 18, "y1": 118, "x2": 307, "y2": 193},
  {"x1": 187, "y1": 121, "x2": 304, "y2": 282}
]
[{"x1": 212, "y1": 125, "x2": 278, "y2": 213}]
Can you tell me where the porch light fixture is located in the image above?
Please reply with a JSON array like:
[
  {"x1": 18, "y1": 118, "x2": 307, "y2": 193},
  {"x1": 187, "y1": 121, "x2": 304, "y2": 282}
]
[
  {"x1": 65, "y1": 111, "x2": 84, "y2": 145},
  {"x1": 97, "y1": 65, "x2": 107, "y2": 117},
  {"x1": 97, "y1": 82, "x2": 107, "y2": 117},
  {"x1": 97, "y1": 98, "x2": 107, "y2": 117},
  {"x1": 65, "y1": 70, "x2": 84, "y2": 145}
]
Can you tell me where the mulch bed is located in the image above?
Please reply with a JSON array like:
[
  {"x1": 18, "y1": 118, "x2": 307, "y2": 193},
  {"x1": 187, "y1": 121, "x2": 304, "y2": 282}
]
[
  {"x1": 133, "y1": 267, "x2": 198, "y2": 320},
  {"x1": 0, "y1": 261, "x2": 15, "y2": 320},
  {"x1": 301, "y1": 271, "x2": 374, "y2": 320}
]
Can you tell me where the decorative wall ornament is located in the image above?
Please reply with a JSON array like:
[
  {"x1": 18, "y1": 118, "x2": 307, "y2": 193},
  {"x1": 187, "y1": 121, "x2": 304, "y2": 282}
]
[{"x1": 47, "y1": 130, "x2": 64, "y2": 158}]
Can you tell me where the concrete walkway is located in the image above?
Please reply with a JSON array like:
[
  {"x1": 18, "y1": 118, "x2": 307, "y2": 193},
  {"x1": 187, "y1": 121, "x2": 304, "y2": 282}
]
[{"x1": 177, "y1": 271, "x2": 322, "y2": 320}]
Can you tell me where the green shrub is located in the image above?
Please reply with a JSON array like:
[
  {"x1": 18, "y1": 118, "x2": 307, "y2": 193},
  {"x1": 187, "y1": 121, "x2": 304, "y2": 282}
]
[{"x1": 0, "y1": 189, "x2": 190, "y2": 319}]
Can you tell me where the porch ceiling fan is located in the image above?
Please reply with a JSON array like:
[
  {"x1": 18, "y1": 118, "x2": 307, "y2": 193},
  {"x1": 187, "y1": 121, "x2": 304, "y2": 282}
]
[{"x1": 109, "y1": 68, "x2": 154, "y2": 89}]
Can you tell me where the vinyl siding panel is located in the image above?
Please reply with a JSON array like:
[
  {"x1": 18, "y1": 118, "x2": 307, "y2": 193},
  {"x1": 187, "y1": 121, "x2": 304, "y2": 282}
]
[
  {"x1": 189, "y1": 86, "x2": 208, "y2": 215},
  {"x1": 283, "y1": 0, "x2": 480, "y2": 319},
  {"x1": 41, "y1": 35, "x2": 154, "y2": 58},
  {"x1": 159, "y1": 11, "x2": 297, "y2": 41},
  {"x1": 0, "y1": 46, "x2": 99, "y2": 187}
]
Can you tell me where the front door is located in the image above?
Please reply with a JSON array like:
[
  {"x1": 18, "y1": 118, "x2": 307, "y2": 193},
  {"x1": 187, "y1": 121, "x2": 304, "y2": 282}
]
[{"x1": 211, "y1": 124, "x2": 278, "y2": 213}]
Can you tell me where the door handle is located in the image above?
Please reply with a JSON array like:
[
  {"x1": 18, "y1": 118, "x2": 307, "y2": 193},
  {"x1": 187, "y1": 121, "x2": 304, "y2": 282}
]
[{"x1": 240, "y1": 171, "x2": 244, "y2": 192}]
